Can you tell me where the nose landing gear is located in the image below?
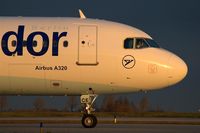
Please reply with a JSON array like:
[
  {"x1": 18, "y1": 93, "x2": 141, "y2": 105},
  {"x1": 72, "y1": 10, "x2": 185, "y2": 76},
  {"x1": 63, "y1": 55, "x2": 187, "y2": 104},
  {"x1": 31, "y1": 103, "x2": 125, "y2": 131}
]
[{"x1": 80, "y1": 94, "x2": 98, "y2": 128}]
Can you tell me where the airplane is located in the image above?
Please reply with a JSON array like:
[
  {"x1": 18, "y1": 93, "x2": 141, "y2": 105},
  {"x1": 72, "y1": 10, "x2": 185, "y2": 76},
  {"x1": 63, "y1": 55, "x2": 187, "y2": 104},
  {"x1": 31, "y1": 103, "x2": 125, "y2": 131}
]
[{"x1": 0, "y1": 10, "x2": 188, "y2": 128}]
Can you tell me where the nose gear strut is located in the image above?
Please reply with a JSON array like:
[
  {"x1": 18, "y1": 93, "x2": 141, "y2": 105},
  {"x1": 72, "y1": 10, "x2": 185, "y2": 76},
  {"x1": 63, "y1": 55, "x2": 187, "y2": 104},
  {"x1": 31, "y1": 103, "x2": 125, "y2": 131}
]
[{"x1": 80, "y1": 94, "x2": 98, "y2": 128}]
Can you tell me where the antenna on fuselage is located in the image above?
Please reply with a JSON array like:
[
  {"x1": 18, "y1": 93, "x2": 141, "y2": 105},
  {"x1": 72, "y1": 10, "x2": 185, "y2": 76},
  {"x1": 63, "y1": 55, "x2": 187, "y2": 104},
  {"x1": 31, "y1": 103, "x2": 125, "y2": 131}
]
[{"x1": 79, "y1": 9, "x2": 87, "y2": 19}]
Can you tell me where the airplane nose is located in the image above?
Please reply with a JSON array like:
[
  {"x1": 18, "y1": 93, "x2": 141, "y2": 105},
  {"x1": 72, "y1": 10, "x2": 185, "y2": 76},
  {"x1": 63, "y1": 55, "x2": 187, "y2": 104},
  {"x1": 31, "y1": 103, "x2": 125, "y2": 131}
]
[{"x1": 168, "y1": 54, "x2": 188, "y2": 86}]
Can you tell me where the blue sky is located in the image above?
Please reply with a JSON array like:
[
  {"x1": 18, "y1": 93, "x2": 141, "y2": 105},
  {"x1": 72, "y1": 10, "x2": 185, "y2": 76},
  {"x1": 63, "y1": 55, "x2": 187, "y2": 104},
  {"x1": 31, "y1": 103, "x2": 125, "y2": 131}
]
[{"x1": 0, "y1": 0, "x2": 200, "y2": 112}]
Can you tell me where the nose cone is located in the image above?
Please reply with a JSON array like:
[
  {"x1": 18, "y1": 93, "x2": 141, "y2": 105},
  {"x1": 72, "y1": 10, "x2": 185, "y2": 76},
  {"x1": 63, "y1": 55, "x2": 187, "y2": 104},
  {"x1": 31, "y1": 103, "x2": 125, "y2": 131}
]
[{"x1": 168, "y1": 55, "x2": 188, "y2": 86}]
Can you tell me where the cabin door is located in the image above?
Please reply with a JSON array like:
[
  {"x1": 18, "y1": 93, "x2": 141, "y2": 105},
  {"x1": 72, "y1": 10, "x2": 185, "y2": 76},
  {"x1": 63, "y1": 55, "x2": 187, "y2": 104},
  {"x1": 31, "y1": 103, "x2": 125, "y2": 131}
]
[{"x1": 77, "y1": 25, "x2": 98, "y2": 65}]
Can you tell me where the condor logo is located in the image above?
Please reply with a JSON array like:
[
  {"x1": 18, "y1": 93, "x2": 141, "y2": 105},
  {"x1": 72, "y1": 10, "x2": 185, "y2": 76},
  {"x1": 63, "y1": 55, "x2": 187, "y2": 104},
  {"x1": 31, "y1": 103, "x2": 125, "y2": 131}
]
[
  {"x1": 122, "y1": 55, "x2": 136, "y2": 69},
  {"x1": 1, "y1": 25, "x2": 67, "y2": 56}
]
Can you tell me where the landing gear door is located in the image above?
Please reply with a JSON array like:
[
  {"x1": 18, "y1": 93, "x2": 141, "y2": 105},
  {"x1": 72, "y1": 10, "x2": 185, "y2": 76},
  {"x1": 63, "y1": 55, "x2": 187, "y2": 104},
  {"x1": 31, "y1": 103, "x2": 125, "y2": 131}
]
[{"x1": 77, "y1": 25, "x2": 98, "y2": 65}]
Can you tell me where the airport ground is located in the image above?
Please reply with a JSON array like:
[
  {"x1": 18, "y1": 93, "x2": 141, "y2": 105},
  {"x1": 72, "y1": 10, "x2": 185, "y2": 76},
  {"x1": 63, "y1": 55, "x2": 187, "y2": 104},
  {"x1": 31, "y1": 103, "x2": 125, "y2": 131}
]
[
  {"x1": 0, "y1": 112, "x2": 200, "y2": 133},
  {"x1": 0, "y1": 123, "x2": 200, "y2": 133}
]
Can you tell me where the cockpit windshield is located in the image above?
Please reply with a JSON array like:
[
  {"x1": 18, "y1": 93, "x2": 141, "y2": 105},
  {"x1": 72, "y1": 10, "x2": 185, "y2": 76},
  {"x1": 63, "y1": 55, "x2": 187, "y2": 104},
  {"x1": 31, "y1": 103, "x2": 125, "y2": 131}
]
[
  {"x1": 145, "y1": 39, "x2": 160, "y2": 48},
  {"x1": 135, "y1": 39, "x2": 149, "y2": 49},
  {"x1": 124, "y1": 38, "x2": 160, "y2": 49}
]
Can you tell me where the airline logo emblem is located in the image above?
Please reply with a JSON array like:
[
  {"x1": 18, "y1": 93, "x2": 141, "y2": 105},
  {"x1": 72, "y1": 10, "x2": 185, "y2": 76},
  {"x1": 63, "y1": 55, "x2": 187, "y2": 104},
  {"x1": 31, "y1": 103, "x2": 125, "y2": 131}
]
[{"x1": 122, "y1": 55, "x2": 135, "y2": 69}]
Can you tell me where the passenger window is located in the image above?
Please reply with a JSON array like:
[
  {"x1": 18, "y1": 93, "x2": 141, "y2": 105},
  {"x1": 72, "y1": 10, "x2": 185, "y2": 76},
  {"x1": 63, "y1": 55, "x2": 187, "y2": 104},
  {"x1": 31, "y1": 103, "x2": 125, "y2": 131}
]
[
  {"x1": 135, "y1": 39, "x2": 149, "y2": 49},
  {"x1": 124, "y1": 38, "x2": 134, "y2": 49},
  {"x1": 63, "y1": 41, "x2": 68, "y2": 47},
  {"x1": 33, "y1": 40, "x2": 37, "y2": 47},
  {"x1": 23, "y1": 41, "x2": 27, "y2": 47},
  {"x1": 12, "y1": 40, "x2": 17, "y2": 47}
]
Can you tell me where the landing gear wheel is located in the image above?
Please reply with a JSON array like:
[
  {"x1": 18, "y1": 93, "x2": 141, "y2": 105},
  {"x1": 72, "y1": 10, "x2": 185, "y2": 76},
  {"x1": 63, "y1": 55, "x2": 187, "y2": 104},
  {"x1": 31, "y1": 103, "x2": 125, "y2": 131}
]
[{"x1": 82, "y1": 114, "x2": 97, "y2": 128}]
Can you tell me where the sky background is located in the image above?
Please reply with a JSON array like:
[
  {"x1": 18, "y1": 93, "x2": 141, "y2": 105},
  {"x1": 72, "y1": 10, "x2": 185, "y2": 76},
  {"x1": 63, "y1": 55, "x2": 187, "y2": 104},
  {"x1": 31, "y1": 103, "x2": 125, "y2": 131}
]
[{"x1": 0, "y1": 0, "x2": 199, "y2": 112}]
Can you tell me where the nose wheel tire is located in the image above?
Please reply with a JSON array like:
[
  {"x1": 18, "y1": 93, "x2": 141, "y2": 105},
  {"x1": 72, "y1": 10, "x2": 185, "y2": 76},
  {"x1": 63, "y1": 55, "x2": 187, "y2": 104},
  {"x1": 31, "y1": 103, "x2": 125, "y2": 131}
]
[{"x1": 82, "y1": 114, "x2": 97, "y2": 128}]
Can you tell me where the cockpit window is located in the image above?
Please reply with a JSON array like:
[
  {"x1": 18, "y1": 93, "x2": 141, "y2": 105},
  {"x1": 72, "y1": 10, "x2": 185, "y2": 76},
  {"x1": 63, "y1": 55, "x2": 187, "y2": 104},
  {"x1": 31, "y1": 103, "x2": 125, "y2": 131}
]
[
  {"x1": 145, "y1": 39, "x2": 160, "y2": 48},
  {"x1": 124, "y1": 38, "x2": 160, "y2": 49},
  {"x1": 135, "y1": 39, "x2": 149, "y2": 49},
  {"x1": 124, "y1": 38, "x2": 134, "y2": 49}
]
